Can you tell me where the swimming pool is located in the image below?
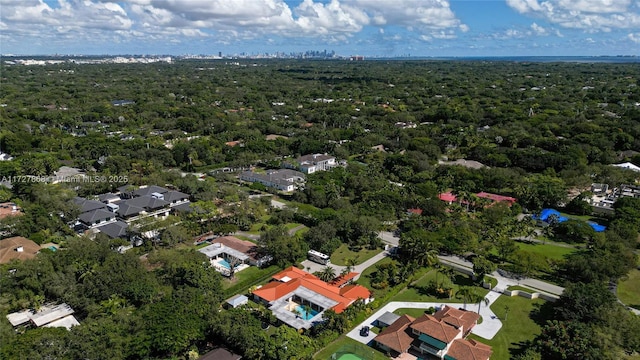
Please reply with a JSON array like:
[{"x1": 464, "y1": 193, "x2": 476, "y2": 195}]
[
  {"x1": 294, "y1": 305, "x2": 319, "y2": 320},
  {"x1": 216, "y1": 258, "x2": 232, "y2": 269}
]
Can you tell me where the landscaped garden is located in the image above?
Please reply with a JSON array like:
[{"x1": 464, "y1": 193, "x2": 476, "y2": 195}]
[
  {"x1": 468, "y1": 295, "x2": 552, "y2": 360},
  {"x1": 391, "y1": 268, "x2": 489, "y2": 303}
]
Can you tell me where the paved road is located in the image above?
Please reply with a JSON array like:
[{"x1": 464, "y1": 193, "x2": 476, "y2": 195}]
[
  {"x1": 301, "y1": 249, "x2": 390, "y2": 277},
  {"x1": 378, "y1": 231, "x2": 400, "y2": 246},
  {"x1": 439, "y1": 254, "x2": 565, "y2": 296},
  {"x1": 288, "y1": 224, "x2": 307, "y2": 236}
]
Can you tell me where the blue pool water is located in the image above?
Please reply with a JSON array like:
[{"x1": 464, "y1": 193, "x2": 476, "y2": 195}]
[
  {"x1": 217, "y1": 259, "x2": 232, "y2": 269},
  {"x1": 295, "y1": 305, "x2": 319, "y2": 320}
]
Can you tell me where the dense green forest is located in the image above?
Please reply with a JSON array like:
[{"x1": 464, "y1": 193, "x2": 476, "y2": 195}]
[{"x1": 0, "y1": 59, "x2": 639, "y2": 359}]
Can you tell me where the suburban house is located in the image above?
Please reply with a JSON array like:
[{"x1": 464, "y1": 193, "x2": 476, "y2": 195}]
[
  {"x1": 252, "y1": 266, "x2": 371, "y2": 330},
  {"x1": 283, "y1": 153, "x2": 336, "y2": 174},
  {"x1": 198, "y1": 236, "x2": 272, "y2": 276},
  {"x1": 6, "y1": 303, "x2": 80, "y2": 330},
  {"x1": 438, "y1": 191, "x2": 517, "y2": 207},
  {"x1": 240, "y1": 169, "x2": 305, "y2": 192},
  {"x1": 0, "y1": 202, "x2": 22, "y2": 220},
  {"x1": 72, "y1": 185, "x2": 190, "y2": 242},
  {"x1": 373, "y1": 306, "x2": 491, "y2": 360},
  {"x1": 0, "y1": 236, "x2": 40, "y2": 264}
]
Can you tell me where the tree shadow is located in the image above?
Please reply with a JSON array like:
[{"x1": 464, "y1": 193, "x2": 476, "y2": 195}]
[
  {"x1": 529, "y1": 301, "x2": 555, "y2": 327},
  {"x1": 509, "y1": 340, "x2": 535, "y2": 358},
  {"x1": 452, "y1": 274, "x2": 475, "y2": 286}
]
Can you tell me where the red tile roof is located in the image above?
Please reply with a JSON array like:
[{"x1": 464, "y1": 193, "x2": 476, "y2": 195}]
[
  {"x1": 439, "y1": 192, "x2": 458, "y2": 203},
  {"x1": 252, "y1": 266, "x2": 370, "y2": 313},
  {"x1": 407, "y1": 208, "x2": 423, "y2": 215},
  {"x1": 410, "y1": 314, "x2": 461, "y2": 344},
  {"x1": 330, "y1": 272, "x2": 358, "y2": 287},
  {"x1": 433, "y1": 305, "x2": 480, "y2": 334},
  {"x1": 476, "y1": 192, "x2": 517, "y2": 204},
  {"x1": 373, "y1": 315, "x2": 415, "y2": 354},
  {"x1": 0, "y1": 202, "x2": 22, "y2": 220},
  {"x1": 447, "y1": 338, "x2": 492, "y2": 360},
  {"x1": 212, "y1": 236, "x2": 263, "y2": 261}
]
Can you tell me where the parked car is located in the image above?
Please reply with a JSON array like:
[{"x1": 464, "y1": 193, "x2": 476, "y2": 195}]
[{"x1": 360, "y1": 326, "x2": 370, "y2": 337}]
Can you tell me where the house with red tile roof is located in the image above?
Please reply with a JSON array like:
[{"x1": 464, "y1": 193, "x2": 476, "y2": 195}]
[
  {"x1": 373, "y1": 305, "x2": 490, "y2": 360},
  {"x1": 438, "y1": 191, "x2": 517, "y2": 207},
  {"x1": 252, "y1": 266, "x2": 371, "y2": 329}
]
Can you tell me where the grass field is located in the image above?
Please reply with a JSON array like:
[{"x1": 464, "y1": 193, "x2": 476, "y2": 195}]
[
  {"x1": 313, "y1": 336, "x2": 389, "y2": 360},
  {"x1": 515, "y1": 242, "x2": 575, "y2": 260},
  {"x1": 331, "y1": 244, "x2": 382, "y2": 266},
  {"x1": 355, "y1": 257, "x2": 395, "y2": 298},
  {"x1": 391, "y1": 269, "x2": 488, "y2": 303},
  {"x1": 618, "y1": 268, "x2": 640, "y2": 309},
  {"x1": 222, "y1": 264, "x2": 280, "y2": 290},
  {"x1": 468, "y1": 296, "x2": 551, "y2": 360}
]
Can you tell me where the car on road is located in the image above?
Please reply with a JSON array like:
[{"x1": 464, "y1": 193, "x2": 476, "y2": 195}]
[{"x1": 359, "y1": 326, "x2": 370, "y2": 337}]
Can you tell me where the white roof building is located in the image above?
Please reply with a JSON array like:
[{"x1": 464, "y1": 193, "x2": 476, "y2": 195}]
[{"x1": 612, "y1": 162, "x2": 640, "y2": 172}]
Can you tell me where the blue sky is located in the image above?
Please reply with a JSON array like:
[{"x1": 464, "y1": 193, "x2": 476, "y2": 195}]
[{"x1": 1, "y1": 0, "x2": 639, "y2": 56}]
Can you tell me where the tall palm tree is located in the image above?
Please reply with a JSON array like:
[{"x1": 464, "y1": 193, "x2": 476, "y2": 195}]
[
  {"x1": 456, "y1": 286, "x2": 475, "y2": 310},
  {"x1": 476, "y1": 296, "x2": 490, "y2": 314}
]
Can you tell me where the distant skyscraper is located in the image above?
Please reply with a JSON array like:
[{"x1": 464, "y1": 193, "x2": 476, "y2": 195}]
[{"x1": 218, "y1": 51, "x2": 222, "y2": 58}]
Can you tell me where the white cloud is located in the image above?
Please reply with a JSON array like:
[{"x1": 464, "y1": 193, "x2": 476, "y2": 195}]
[
  {"x1": 0, "y1": 0, "x2": 468, "y2": 52},
  {"x1": 530, "y1": 22, "x2": 548, "y2": 35},
  {"x1": 629, "y1": 33, "x2": 640, "y2": 43},
  {"x1": 506, "y1": 0, "x2": 640, "y2": 31}
]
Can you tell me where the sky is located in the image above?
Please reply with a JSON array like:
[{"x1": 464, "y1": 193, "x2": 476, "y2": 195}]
[{"x1": 0, "y1": 0, "x2": 639, "y2": 57}]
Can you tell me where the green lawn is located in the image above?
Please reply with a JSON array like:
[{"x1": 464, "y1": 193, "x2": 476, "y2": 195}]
[
  {"x1": 356, "y1": 257, "x2": 395, "y2": 298},
  {"x1": 313, "y1": 336, "x2": 389, "y2": 360},
  {"x1": 618, "y1": 268, "x2": 640, "y2": 309},
  {"x1": 468, "y1": 296, "x2": 551, "y2": 360},
  {"x1": 515, "y1": 242, "x2": 575, "y2": 261},
  {"x1": 331, "y1": 244, "x2": 382, "y2": 266},
  {"x1": 391, "y1": 269, "x2": 488, "y2": 303},
  {"x1": 222, "y1": 264, "x2": 280, "y2": 290}
]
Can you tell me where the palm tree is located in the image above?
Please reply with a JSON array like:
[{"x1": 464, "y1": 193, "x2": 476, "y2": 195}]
[
  {"x1": 439, "y1": 266, "x2": 455, "y2": 288},
  {"x1": 417, "y1": 247, "x2": 439, "y2": 268},
  {"x1": 456, "y1": 286, "x2": 475, "y2": 310},
  {"x1": 342, "y1": 257, "x2": 358, "y2": 275},
  {"x1": 476, "y1": 296, "x2": 490, "y2": 314},
  {"x1": 316, "y1": 266, "x2": 336, "y2": 282}
]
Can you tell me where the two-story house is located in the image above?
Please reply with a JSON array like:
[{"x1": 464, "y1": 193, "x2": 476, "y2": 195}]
[
  {"x1": 374, "y1": 306, "x2": 491, "y2": 360},
  {"x1": 284, "y1": 153, "x2": 336, "y2": 174}
]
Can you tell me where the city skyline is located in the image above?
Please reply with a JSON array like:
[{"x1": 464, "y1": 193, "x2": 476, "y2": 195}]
[{"x1": 1, "y1": 0, "x2": 639, "y2": 57}]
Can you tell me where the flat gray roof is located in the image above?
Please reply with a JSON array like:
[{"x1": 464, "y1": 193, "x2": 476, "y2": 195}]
[
  {"x1": 376, "y1": 311, "x2": 401, "y2": 326},
  {"x1": 268, "y1": 286, "x2": 338, "y2": 329},
  {"x1": 30, "y1": 303, "x2": 75, "y2": 327},
  {"x1": 6, "y1": 309, "x2": 32, "y2": 326},
  {"x1": 43, "y1": 315, "x2": 80, "y2": 330},
  {"x1": 198, "y1": 243, "x2": 249, "y2": 261}
]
